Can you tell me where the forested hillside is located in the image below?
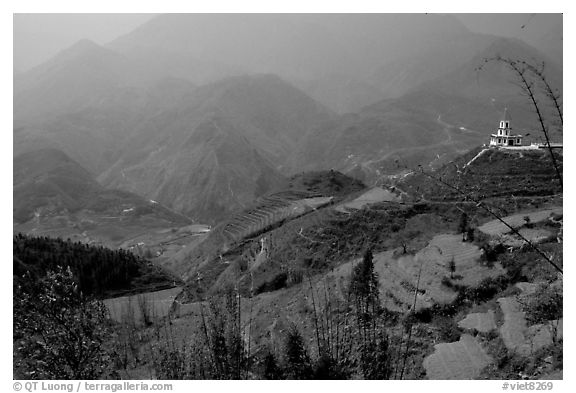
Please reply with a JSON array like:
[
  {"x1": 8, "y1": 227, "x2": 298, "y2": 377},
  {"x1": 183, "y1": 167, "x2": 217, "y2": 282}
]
[{"x1": 13, "y1": 234, "x2": 178, "y2": 297}]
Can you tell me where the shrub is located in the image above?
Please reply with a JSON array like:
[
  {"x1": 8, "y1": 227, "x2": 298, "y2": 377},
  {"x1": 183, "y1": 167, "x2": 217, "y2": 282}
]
[
  {"x1": 13, "y1": 267, "x2": 112, "y2": 379},
  {"x1": 287, "y1": 268, "x2": 304, "y2": 286},
  {"x1": 463, "y1": 276, "x2": 509, "y2": 303},
  {"x1": 150, "y1": 288, "x2": 249, "y2": 380},
  {"x1": 466, "y1": 227, "x2": 475, "y2": 242},
  {"x1": 283, "y1": 326, "x2": 312, "y2": 379},
  {"x1": 406, "y1": 307, "x2": 433, "y2": 324},
  {"x1": 441, "y1": 276, "x2": 454, "y2": 288},
  {"x1": 261, "y1": 350, "x2": 284, "y2": 379},
  {"x1": 433, "y1": 316, "x2": 461, "y2": 342},
  {"x1": 482, "y1": 242, "x2": 506, "y2": 263},
  {"x1": 312, "y1": 352, "x2": 349, "y2": 379},
  {"x1": 523, "y1": 284, "x2": 563, "y2": 326},
  {"x1": 255, "y1": 272, "x2": 288, "y2": 294}
]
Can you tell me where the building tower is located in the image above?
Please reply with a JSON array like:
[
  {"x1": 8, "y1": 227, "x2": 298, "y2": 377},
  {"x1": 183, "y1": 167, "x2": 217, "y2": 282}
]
[{"x1": 489, "y1": 108, "x2": 523, "y2": 147}]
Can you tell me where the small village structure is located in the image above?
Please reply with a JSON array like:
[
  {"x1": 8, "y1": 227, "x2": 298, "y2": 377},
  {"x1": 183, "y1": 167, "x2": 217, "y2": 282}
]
[
  {"x1": 486, "y1": 108, "x2": 562, "y2": 150},
  {"x1": 489, "y1": 108, "x2": 523, "y2": 147}
]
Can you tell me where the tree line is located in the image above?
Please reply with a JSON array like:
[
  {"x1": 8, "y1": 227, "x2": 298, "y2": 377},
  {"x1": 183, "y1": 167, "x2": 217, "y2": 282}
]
[{"x1": 13, "y1": 233, "x2": 174, "y2": 297}]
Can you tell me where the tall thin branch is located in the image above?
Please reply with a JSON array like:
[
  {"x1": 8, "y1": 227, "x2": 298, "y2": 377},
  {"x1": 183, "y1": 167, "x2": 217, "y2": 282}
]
[
  {"x1": 524, "y1": 61, "x2": 563, "y2": 125},
  {"x1": 307, "y1": 275, "x2": 322, "y2": 354},
  {"x1": 399, "y1": 254, "x2": 426, "y2": 380}
]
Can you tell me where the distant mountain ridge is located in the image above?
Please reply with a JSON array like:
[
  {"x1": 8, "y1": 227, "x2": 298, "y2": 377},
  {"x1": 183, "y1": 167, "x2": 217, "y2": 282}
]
[
  {"x1": 94, "y1": 74, "x2": 332, "y2": 223},
  {"x1": 13, "y1": 148, "x2": 191, "y2": 246},
  {"x1": 14, "y1": 39, "x2": 132, "y2": 125}
]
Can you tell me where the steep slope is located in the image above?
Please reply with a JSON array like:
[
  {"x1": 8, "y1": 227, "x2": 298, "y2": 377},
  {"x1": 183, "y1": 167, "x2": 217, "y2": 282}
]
[
  {"x1": 170, "y1": 170, "x2": 367, "y2": 290},
  {"x1": 13, "y1": 85, "x2": 151, "y2": 175},
  {"x1": 287, "y1": 90, "x2": 486, "y2": 181},
  {"x1": 14, "y1": 148, "x2": 101, "y2": 221},
  {"x1": 100, "y1": 115, "x2": 287, "y2": 224},
  {"x1": 13, "y1": 148, "x2": 191, "y2": 246},
  {"x1": 97, "y1": 75, "x2": 331, "y2": 223},
  {"x1": 15, "y1": 71, "x2": 332, "y2": 224}
]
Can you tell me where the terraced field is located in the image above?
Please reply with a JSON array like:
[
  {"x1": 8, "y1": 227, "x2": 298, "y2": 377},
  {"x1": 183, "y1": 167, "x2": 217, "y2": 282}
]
[
  {"x1": 478, "y1": 207, "x2": 562, "y2": 237},
  {"x1": 498, "y1": 297, "x2": 530, "y2": 355},
  {"x1": 458, "y1": 310, "x2": 497, "y2": 333},
  {"x1": 334, "y1": 186, "x2": 401, "y2": 213},
  {"x1": 320, "y1": 232, "x2": 504, "y2": 312},
  {"x1": 221, "y1": 190, "x2": 333, "y2": 243},
  {"x1": 500, "y1": 228, "x2": 554, "y2": 247},
  {"x1": 497, "y1": 295, "x2": 563, "y2": 357},
  {"x1": 412, "y1": 234, "x2": 504, "y2": 289}
]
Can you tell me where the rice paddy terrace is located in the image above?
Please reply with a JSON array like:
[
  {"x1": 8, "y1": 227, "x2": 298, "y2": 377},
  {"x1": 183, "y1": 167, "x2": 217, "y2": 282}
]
[
  {"x1": 221, "y1": 190, "x2": 333, "y2": 244},
  {"x1": 334, "y1": 186, "x2": 402, "y2": 213},
  {"x1": 104, "y1": 286, "x2": 182, "y2": 324},
  {"x1": 497, "y1": 283, "x2": 563, "y2": 357},
  {"x1": 321, "y1": 232, "x2": 504, "y2": 313}
]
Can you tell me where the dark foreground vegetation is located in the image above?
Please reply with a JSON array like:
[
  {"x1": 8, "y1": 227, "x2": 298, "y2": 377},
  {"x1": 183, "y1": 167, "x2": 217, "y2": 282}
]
[
  {"x1": 13, "y1": 224, "x2": 563, "y2": 380},
  {"x1": 13, "y1": 234, "x2": 178, "y2": 297}
]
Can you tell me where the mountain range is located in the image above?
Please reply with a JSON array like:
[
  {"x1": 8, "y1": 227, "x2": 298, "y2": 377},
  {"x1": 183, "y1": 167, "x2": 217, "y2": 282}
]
[
  {"x1": 13, "y1": 148, "x2": 191, "y2": 245},
  {"x1": 13, "y1": 14, "x2": 562, "y2": 227}
]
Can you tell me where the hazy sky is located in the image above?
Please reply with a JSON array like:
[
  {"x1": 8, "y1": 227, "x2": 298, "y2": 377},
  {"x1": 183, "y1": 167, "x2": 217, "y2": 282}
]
[
  {"x1": 13, "y1": 13, "x2": 561, "y2": 72},
  {"x1": 13, "y1": 14, "x2": 157, "y2": 72},
  {"x1": 455, "y1": 14, "x2": 561, "y2": 42}
]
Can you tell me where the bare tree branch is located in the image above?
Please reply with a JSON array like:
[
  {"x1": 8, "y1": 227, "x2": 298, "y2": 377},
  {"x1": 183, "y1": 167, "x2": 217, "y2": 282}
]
[{"x1": 482, "y1": 56, "x2": 562, "y2": 188}]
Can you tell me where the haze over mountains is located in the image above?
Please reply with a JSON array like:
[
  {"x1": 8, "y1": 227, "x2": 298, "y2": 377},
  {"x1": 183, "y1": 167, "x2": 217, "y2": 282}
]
[
  {"x1": 14, "y1": 14, "x2": 562, "y2": 228},
  {"x1": 12, "y1": 14, "x2": 564, "y2": 382},
  {"x1": 13, "y1": 148, "x2": 191, "y2": 244}
]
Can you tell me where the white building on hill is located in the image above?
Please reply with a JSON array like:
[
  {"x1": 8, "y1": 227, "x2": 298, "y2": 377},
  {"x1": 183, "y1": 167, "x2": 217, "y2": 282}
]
[{"x1": 489, "y1": 108, "x2": 523, "y2": 147}]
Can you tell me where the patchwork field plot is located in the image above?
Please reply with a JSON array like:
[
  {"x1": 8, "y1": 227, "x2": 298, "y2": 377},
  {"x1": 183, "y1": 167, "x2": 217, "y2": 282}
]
[
  {"x1": 515, "y1": 282, "x2": 538, "y2": 295},
  {"x1": 318, "y1": 250, "x2": 441, "y2": 312},
  {"x1": 319, "y1": 232, "x2": 503, "y2": 312},
  {"x1": 498, "y1": 297, "x2": 530, "y2": 355},
  {"x1": 335, "y1": 186, "x2": 401, "y2": 213},
  {"x1": 497, "y1": 296, "x2": 562, "y2": 357},
  {"x1": 458, "y1": 310, "x2": 497, "y2": 333},
  {"x1": 423, "y1": 334, "x2": 492, "y2": 379},
  {"x1": 412, "y1": 234, "x2": 503, "y2": 288},
  {"x1": 104, "y1": 287, "x2": 182, "y2": 324},
  {"x1": 221, "y1": 191, "x2": 333, "y2": 243},
  {"x1": 392, "y1": 234, "x2": 504, "y2": 307},
  {"x1": 478, "y1": 207, "x2": 562, "y2": 237},
  {"x1": 500, "y1": 228, "x2": 554, "y2": 247}
]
